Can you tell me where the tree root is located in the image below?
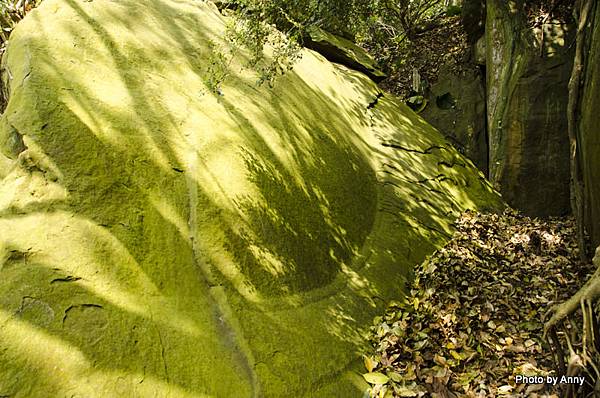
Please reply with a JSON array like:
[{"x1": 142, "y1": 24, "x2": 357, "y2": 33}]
[
  {"x1": 544, "y1": 246, "x2": 600, "y2": 397},
  {"x1": 544, "y1": 247, "x2": 600, "y2": 333}
]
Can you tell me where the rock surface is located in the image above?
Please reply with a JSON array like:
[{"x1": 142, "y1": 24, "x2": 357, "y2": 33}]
[
  {"x1": 485, "y1": 0, "x2": 573, "y2": 217},
  {"x1": 0, "y1": 0, "x2": 501, "y2": 396},
  {"x1": 579, "y1": 2, "x2": 600, "y2": 249},
  {"x1": 420, "y1": 65, "x2": 488, "y2": 175},
  {"x1": 304, "y1": 26, "x2": 387, "y2": 83}
]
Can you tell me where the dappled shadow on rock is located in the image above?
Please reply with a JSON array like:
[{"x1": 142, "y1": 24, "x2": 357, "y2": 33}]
[{"x1": 225, "y1": 140, "x2": 376, "y2": 295}]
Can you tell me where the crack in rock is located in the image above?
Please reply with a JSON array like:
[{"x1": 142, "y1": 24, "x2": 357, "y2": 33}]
[
  {"x1": 156, "y1": 327, "x2": 170, "y2": 383},
  {"x1": 62, "y1": 303, "x2": 103, "y2": 324},
  {"x1": 185, "y1": 151, "x2": 260, "y2": 398},
  {"x1": 382, "y1": 164, "x2": 454, "y2": 186},
  {"x1": 381, "y1": 141, "x2": 446, "y2": 154},
  {"x1": 381, "y1": 178, "x2": 445, "y2": 196},
  {"x1": 367, "y1": 92, "x2": 384, "y2": 109},
  {"x1": 50, "y1": 276, "x2": 82, "y2": 284},
  {"x1": 438, "y1": 159, "x2": 467, "y2": 168}
]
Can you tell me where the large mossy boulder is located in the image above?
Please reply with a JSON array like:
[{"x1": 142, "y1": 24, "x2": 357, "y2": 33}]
[
  {"x1": 579, "y1": 2, "x2": 600, "y2": 249},
  {"x1": 0, "y1": 0, "x2": 501, "y2": 396},
  {"x1": 486, "y1": 0, "x2": 573, "y2": 217}
]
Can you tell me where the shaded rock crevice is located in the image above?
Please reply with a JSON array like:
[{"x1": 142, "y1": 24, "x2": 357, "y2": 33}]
[
  {"x1": 50, "y1": 276, "x2": 82, "y2": 284},
  {"x1": 579, "y1": 1, "x2": 600, "y2": 248},
  {"x1": 419, "y1": 65, "x2": 489, "y2": 175},
  {"x1": 3, "y1": 125, "x2": 27, "y2": 158},
  {"x1": 61, "y1": 303, "x2": 103, "y2": 325}
]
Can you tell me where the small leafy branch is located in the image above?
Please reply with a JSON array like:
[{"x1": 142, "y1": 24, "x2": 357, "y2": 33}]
[
  {"x1": 202, "y1": 10, "x2": 302, "y2": 95},
  {"x1": 203, "y1": 39, "x2": 233, "y2": 95}
]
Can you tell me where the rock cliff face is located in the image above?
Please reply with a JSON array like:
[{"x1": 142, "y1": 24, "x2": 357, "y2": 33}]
[
  {"x1": 579, "y1": 2, "x2": 600, "y2": 249},
  {"x1": 420, "y1": 66, "x2": 488, "y2": 176},
  {"x1": 485, "y1": 0, "x2": 573, "y2": 217},
  {"x1": 417, "y1": 1, "x2": 574, "y2": 219},
  {"x1": 0, "y1": 0, "x2": 501, "y2": 396}
]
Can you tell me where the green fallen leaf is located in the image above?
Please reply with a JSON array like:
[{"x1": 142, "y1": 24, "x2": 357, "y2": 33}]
[
  {"x1": 362, "y1": 372, "x2": 390, "y2": 385},
  {"x1": 363, "y1": 355, "x2": 378, "y2": 373}
]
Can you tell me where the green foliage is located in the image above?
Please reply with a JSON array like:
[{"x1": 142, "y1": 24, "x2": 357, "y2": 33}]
[
  {"x1": 220, "y1": 0, "x2": 446, "y2": 85},
  {"x1": 203, "y1": 40, "x2": 231, "y2": 95},
  {"x1": 223, "y1": 0, "x2": 373, "y2": 38},
  {"x1": 359, "y1": 0, "x2": 446, "y2": 68},
  {"x1": 223, "y1": 14, "x2": 302, "y2": 87},
  {"x1": 216, "y1": 0, "x2": 370, "y2": 88}
]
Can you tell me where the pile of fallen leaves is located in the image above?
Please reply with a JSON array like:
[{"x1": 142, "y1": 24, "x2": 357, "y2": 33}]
[{"x1": 364, "y1": 209, "x2": 595, "y2": 397}]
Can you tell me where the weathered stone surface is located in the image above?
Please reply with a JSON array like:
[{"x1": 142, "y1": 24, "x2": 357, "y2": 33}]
[
  {"x1": 474, "y1": 35, "x2": 486, "y2": 65},
  {"x1": 420, "y1": 65, "x2": 488, "y2": 175},
  {"x1": 579, "y1": 2, "x2": 600, "y2": 248},
  {"x1": 0, "y1": 0, "x2": 501, "y2": 397},
  {"x1": 486, "y1": 0, "x2": 573, "y2": 217},
  {"x1": 304, "y1": 26, "x2": 387, "y2": 82}
]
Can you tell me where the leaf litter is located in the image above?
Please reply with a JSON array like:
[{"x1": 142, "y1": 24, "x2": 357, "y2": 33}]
[{"x1": 364, "y1": 209, "x2": 595, "y2": 397}]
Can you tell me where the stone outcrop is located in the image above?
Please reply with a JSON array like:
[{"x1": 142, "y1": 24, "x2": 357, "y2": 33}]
[
  {"x1": 485, "y1": 0, "x2": 573, "y2": 217},
  {"x1": 579, "y1": 2, "x2": 600, "y2": 248},
  {"x1": 420, "y1": 65, "x2": 488, "y2": 175},
  {"x1": 304, "y1": 26, "x2": 387, "y2": 82},
  {"x1": 0, "y1": 0, "x2": 501, "y2": 396}
]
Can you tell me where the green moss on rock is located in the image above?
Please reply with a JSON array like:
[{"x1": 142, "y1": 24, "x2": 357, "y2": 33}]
[{"x1": 0, "y1": 0, "x2": 502, "y2": 396}]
